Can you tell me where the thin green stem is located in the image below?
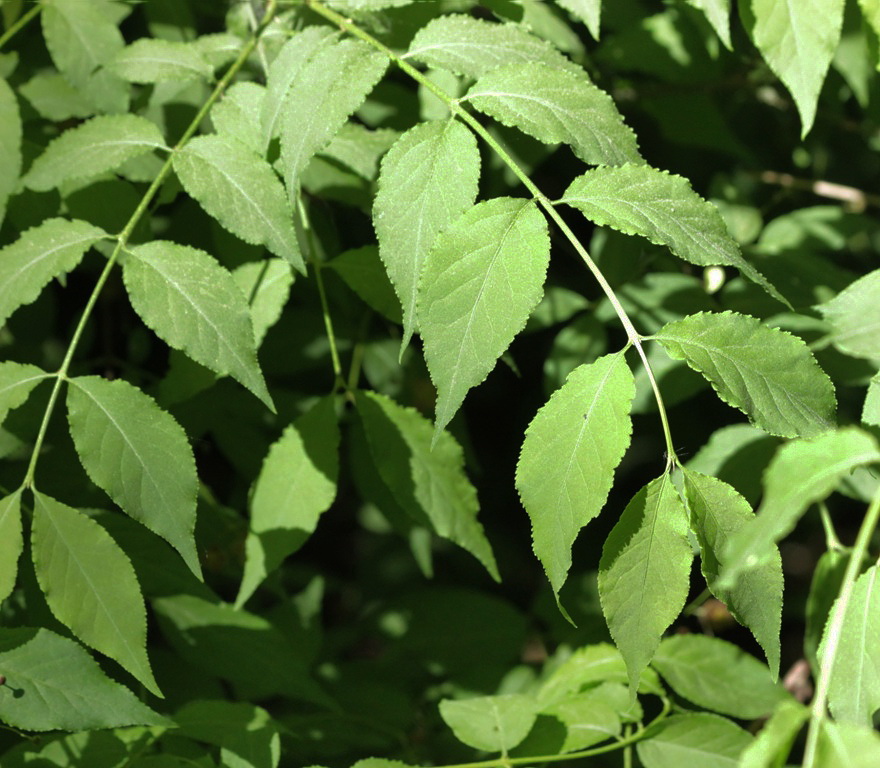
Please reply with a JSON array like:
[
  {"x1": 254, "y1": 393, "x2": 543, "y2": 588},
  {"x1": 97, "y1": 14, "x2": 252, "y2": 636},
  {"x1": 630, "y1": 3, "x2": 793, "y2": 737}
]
[
  {"x1": 802, "y1": 483, "x2": 880, "y2": 767},
  {"x1": 20, "y1": 0, "x2": 278, "y2": 490},
  {"x1": 818, "y1": 502, "x2": 843, "y2": 551},
  {"x1": 0, "y1": 3, "x2": 41, "y2": 50}
]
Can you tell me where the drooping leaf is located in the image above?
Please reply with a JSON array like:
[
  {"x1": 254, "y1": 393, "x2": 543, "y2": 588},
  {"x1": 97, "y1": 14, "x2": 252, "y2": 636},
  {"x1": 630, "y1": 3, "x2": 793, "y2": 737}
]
[
  {"x1": 0, "y1": 627, "x2": 167, "y2": 731},
  {"x1": 814, "y1": 719, "x2": 880, "y2": 768},
  {"x1": 517, "y1": 353, "x2": 635, "y2": 603},
  {"x1": 817, "y1": 269, "x2": 880, "y2": 360},
  {"x1": 356, "y1": 390, "x2": 499, "y2": 581},
  {"x1": 373, "y1": 119, "x2": 480, "y2": 349},
  {"x1": 237, "y1": 397, "x2": 340, "y2": 607},
  {"x1": 464, "y1": 62, "x2": 642, "y2": 166},
  {"x1": 722, "y1": 428, "x2": 880, "y2": 583},
  {"x1": 173, "y1": 135, "x2": 302, "y2": 271},
  {"x1": 737, "y1": 700, "x2": 808, "y2": 768},
  {"x1": 820, "y1": 564, "x2": 880, "y2": 726},
  {"x1": 212, "y1": 82, "x2": 266, "y2": 155},
  {"x1": 653, "y1": 311, "x2": 836, "y2": 438},
  {"x1": 328, "y1": 246, "x2": 402, "y2": 324},
  {"x1": 110, "y1": 38, "x2": 213, "y2": 83},
  {"x1": 24, "y1": 114, "x2": 166, "y2": 191},
  {"x1": 0, "y1": 77, "x2": 21, "y2": 228},
  {"x1": 419, "y1": 197, "x2": 550, "y2": 435},
  {"x1": 745, "y1": 0, "x2": 845, "y2": 136},
  {"x1": 279, "y1": 38, "x2": 388, "y2": 195},
  {"x1": 636, "y1": 713, "x2": 752, "y2": 768},
  {"x1": 31, "y1": 492, "x2": 160, "y2": 696},
  {"x1": 559, "y1": 165, "x2": 786, "y2": 306},
  {"x1": 439, "y1": 694, "x2": 538, "y2": 753},
  {"x1": 66, "y1": 375, "x2": 200, "y2": 577},
  {"x1": 124, "y1": 241, "x2": 274, "y2": 410},
  {"x1": 232, "y1": 258, "x2": 294, "y2": 347},
  {"x1": 598, "y1": 474, "x2": 693, "y2": 692},
  {"x1": 682, "y1": 470, "x2": 783, "y2": 675},
  {"x1": 0, "y1": 218, "x2": 106, "y2": 328},
  {"x1": 555, "y1": 0, "x2": 601, "y2": 39},
  {"x1": 685, "y1": 0, "x2": 732, "y2": 48},
  {"x1": 864, "y1": 374, "x2": 880, "y2": 427},
  {"x1": 0, "y1": 362, "x2": 51, "y2": 427},
  {"x1": 0, "y1": 491, "x2": 22, "y2": 606},
  {"x1": 404, "y1": 15, "x2": 578, "y2": 77}
]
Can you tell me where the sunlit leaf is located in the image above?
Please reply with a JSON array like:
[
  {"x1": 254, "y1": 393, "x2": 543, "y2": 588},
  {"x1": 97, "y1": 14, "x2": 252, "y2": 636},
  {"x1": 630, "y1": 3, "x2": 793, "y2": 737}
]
[
  {"x1": 738, "y1": 700, "x2": 808, "y2": 768},
  {"x1": 555, "y1": 0, "x2": 601, "y2": 39},
  {"x1": 439, "y1": 694, "x2": 537, "y2": 753},
  {"x1": 110, "y1": 38, "x2": 213, "y2": 83},
  {"x1": 636, "y1": 713, "x2": 751, "y2": 768},
  {"x1": 815, "y1": 719, "x2": 880, "y2": 768},
  {"x1": 864, "y1": 374, "x2": 880, "y2": 427},
  {"x1": 543, "y1": 691, "x2": 621, "y2": 750},
  {"x1": 817, "y1": 269, "x2": 880, "y2": 360},
  {"x1": 684, "y1": 0, "x2": 731, "y2": 48}
]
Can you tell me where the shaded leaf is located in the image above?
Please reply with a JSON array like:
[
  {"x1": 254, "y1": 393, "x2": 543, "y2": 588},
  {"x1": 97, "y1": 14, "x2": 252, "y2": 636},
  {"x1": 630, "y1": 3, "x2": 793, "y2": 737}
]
[
  {"x1": 124, "y1": 241, "x2": 273, "y2": 410},
  {"x1": 555, "y1": 0, "x2": 601, "y2": 39},
  {"x1": 805, "y1": 549, "x2": 849, "y2": 670},
  {"x1": 110, "y1": 38, "x2": 213, "y2": 83},
  {"x1": 320, "y1": 123, "x2": 399, "y2": 180},
  {"x1": 654, "y1": 311, "x2": 836, "y2": 438},
  {"x1": 464, "y1": 62, "x2": 642, "y2": 166},
  {"x1": 0, "y1": 77, "x2": 21, "y2": 228},
  {"x1": 232, "y1": 258, "x2": 294, "y2": 347},
  {"x1": 738, "y1": 700, "x2": 808, "y2": 768},
  {"x1": 31, "y1": 492, "x2": 159, "y2": 696},
  {"x1": 440, "y1": 694, "x2": 537, "y2": 753},
  {"x1": 818, "y1": 269, "x2": 880, "y2": 360},
  {"x1": 517, "y1": 353, "x2": 634, "y2": 603},
  {"x1": 66, "y1": 375, "x2": 200, "y2": 577},
  {"x1": 0, "y1": 362, "x2": 51, "y2": 427},
  {"x1": 420, "y1": 197, "x2": 550, "y2": 435},
  {"x1": 636, "y1": 713, "x2": 751, "y2": 768},
  {"x1": 0, "y1": 491, "x2": 22, "y2": 606},
  {"x1": 543, "y1": 691, "x2": 620, "y2": 750},
  {"x1": 685, "y1": 0, "x2": 732, "y2": 48},
  {"x1": 328, "y1": 246, "x2": 402, "y2": 324},
  {"x1": 19, "y1": 72, "x2": 93, "y2": 122},
  {"x1": 598, "y1": 475, "x2": 693, "y2": 692}
]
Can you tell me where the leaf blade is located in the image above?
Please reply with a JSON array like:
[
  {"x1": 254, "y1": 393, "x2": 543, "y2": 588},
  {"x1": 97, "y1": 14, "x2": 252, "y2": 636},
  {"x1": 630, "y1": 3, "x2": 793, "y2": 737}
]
[
  {"x1": 0, "y1": 76, "x2": 21, "y2": 228},
  {"x1": 0, "y1": 491, "x2": 23, "y2": 606},
  {"x1": 110, "y1": 38, "x2": 213, "y2": 83},
  {"x1": 439, "y1": 694, "x2": 537, "y2": 753}
]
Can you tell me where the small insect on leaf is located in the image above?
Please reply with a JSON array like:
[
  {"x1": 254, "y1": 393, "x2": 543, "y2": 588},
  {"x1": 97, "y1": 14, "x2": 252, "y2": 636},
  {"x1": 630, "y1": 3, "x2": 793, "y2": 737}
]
[{"x1": 0, "y1": 675, "x2": 6, "y2": 686}]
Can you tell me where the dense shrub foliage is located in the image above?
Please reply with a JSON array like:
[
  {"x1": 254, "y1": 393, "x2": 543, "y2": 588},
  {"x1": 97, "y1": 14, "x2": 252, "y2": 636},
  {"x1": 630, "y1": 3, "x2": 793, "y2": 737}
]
[{"x1": 0, "y1": 0, "x2": 879, "y2": 766}]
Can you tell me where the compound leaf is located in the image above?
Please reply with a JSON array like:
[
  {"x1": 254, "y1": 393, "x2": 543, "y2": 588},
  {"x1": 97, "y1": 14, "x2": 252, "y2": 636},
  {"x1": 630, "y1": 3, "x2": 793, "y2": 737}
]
[
  {"x1": 0, "y1": 77, "x2": 21, "y2": 228},
  {"x1": 24, "y1": 114, "x2": 166, "y2": 191},
  {"x1": 654, "y1": 311, "x2": 836, "y2": 438},
  {"x1": 31, "y1": 492, "x2": 159, "y2": 697},
  {"x1": 439, "y1": 694, "x2": 537, "y2": 753},
  {"x1": 374, "y1": 119, "x2": 480, "y2": 349},
  {"x1": 0, "y1": 627, "x2": 166, "y2": 731},
  {"x1": 464, "y1": 61, "x2": 642, "y2": 167},
  {"x1": 598, "y1": 475, "x2": 693, "y2": 693},
  {"x1": 0, "y1": 491, "x2": 22, "y2": 606},
  {"x1": 0, "y1": 218, "x2": 106, "y2": 328},
  {"x1": 517, "y1": 353, "x2": 635, "y2": 605},
  {"x1": 817, "y1": 269, "x2": 880, "y2": 360},
  {"x1": 419, "y1": 197, "x2": 550, "y2": 436},
  {"x1": 237, "y1": 397, "x2": 340, "y2": 607},
  {"x1": 110, "y1": 38, "x2": 213, "y2": 83},
  {"x1": 0, "y1": 362, "x2": 51, "y2": 427},
  {"x1": 124, "y1": 241, "x2": 273, "y2": 410},
  {"x1": 636, "y1": 713, "x2": 751, "y2": 768},
  {"x1": 66, "y1": 375, "x2": 200, "y2": 578},
  {"x1": 559, "y1": 165, "x2": 786, "y2": 306}
]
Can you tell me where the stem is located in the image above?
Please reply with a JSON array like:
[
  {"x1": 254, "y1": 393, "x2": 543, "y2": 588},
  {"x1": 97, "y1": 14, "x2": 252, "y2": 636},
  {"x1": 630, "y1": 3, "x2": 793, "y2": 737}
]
[
  {"x1": 818, "y1": 502, "x2": 843, "y2": 551},
  {"x1": 802, "y1": 483, "x2": 880, "y2": 767},
  {"x1": 0, "y1": 3, "x2": 41, "y2": 50},
  {"x1": 21, "y1": 0, "x2": 278, "y2": 490}
]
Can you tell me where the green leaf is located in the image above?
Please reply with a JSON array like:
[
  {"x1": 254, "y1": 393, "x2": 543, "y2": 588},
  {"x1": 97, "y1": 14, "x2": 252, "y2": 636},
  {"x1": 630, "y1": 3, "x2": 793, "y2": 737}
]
[
  {"x1": 653, "y1": 311, "x2": 836, "y2": 438},
  {"x1": 820, "y1": 564, "x2": 880, "y2": 726},
  {"x1": 517, "y1": 353, "x2": 635, "y2": 603},
  {"x1": 464, "y1": 62, "x2": 642, "y2": 166},
  {"x1": 722, "y1": 428, "x2": 880, "y2": 583},
  {"x1": 682, "y1": 470, "x2": 783, "y2": 675},
  {"x1": 859, "y1": 0, "x2": 880, "y2": 40},
  {"x1": 356, "y1": 390, "x2": 499, "y2": 581},
  {"x1": 232, "y1": 258, "x2": 294, "y2": 347},
  {"x1": 24, "y1": 114, "x2": 167, "y2": 192},
  {"x1": 110, "y1": 38, "x2": 213, "y2": 83},
  {"x1": 173, "y1": 135, "x2": 302, "y2": 271},
  {"x1": 419, "y1": 197, "x2": 550, "y2": 435},
  {"x1": 559, "y1": 165, "x2": 786, "y2": 306},
  {"x1": 0, "y1": 77, "x2": 21, "y2": 228},
  {"x1": 279, "y1": 38, "x2": 387, "y2": 194},
  {"x1": 328, "y1": 246, "x2": 402, "y2": 324},
  {"x1": 817, "y1": 269, "x2": 880, "y2": 359},
  {"x1": 373, "y1": 119, "x2": 480, "y2": 349},
  {"x1": 237, "y1": 397, "x2": 340, "y2": 607},
  {"x1": 31, "y1": 492, "x2": 160, "y2": 696},
  {"x1": 815, "y1": 720, "x2": 880, "y2": 768},
  {"x1": 0, "y1": 362, "x2": 51, "y2": 427},
  {"x1": 738, "y1": 700, "x2": 808, "y2": 768},
  {"x1": 685, "y1": 0, "x2": 732, "y2": 48},
  {"x1": 543, "y1": 691, "x2": 621, "y2": 750},
  {"x1": 598, "y1": 474, "x2": 693, "y2": 692},
  {"x1": 745, "y1": 0, "x2": 845, "y2": 136},
  {"x1": 66, "y1": 375, "x2": 200, "y2": 577},
  {"x1": 805, "y1": 549, "x2": 849, "y2": 670},
  {"x1": 863, "y1": 373, "x2": 880, "y2": 427},
  {"x1": 652, "y1": 635, "x2": 789, "y2": 719},
  {"x1": 0, "y1": 491, "x2": 22, "y2": 606},
  {"x1": 439, "y1": 694, "x2": 538, "y2": 753},
  {"x1": 212, "y1": 82, "x2": 266, "y2": 155},
  {"x1": 124, "y1": 241, "x2": 274, "y2": 410},
  {"x1": 555, "y1": 0, "x2": 601, "y2": 39},
  {"x1": 319, "y1": 123, "x2": 399, "y2": 181},
  {"x1": 636, "y1": 713, "x2": 751, "y2": 768},
  {"x1": 0, "y1": 217, "x2": 106, "y2": 328},
  {"x1": 0, "y1": 627, "x2": 166, "y2": 731},
  {"x1": 404, "y1": 15, "x2": 579, "y2": 78},
  {"x1": 19, "y1": 72, "x2": 93, "y2": 121}
]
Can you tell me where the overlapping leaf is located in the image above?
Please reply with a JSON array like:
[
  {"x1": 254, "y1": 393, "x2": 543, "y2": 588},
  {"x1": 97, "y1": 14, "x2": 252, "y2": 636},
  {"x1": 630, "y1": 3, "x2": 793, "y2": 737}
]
[
  {"x1": 31, "y1": 492, "x2": 159, "y2": 696},
  {"x1": 815, "y1": 719, "x2": 880, "y2": 767},
  {"x1": 464, "y1": 62, "x2": 642, "y2": 166},
  {"x1": 66, "y1": 375, "x2": 200, "y2": 577},
  {"x1": 685, "y1": 0, "x2": 732, "y2": 48},
  {"x1": 419, "y1": 197, "x2": 550, "y2": 435},
  {"x1": 636, "y1": 713, "x2": 752, "y2": 768},
  {"x1": 373, "y1": 119, "x2": 480, "y2": 348},
  {"x1": 110, "y1": 38, "x2": 213, "y2": 83},
  {"x1": 654, "y1": 311, "x2": 836, "y2": 438},
  {"x1": 517, "y1": 353, "x2": 635, "y2": 604},
  {"x1": 817, "y1": 269, "x2": 880, "y2": 359},
  {"x1": 0, "y1": 218, "x2": 106, "y2": 328},
  {"x1": 737, "y1": 700, "x2": 808, "y2": 768},
  {"x1": 232, "y1": 258, "x2": 294, "y2": 347},
  {"x1": 439, "y1": 694, "x2": 537, "y2": 753},
  {"x1": 0, "y1": 491, "x2": 22, "y2": 606},
  {"x1": 173, "y1": 134, "x2": 303, "y2": 271},
  {"x1": 237, "y1": 397, "x2": 340, "y2": 607},
  {"x1": 0, "y1": 77, "x2": 21, "y2": 228},
  {"x1": 556, "y1": 0, "x2": 602, "y2": 39},
  {"x1": 123, "y1": 241, "x2": 273, "y2": 409},
  {"x1": 24, "y1": 115, "x2": 166, "y2": 191},
  {"x1": 212, "y1": 82, "x2": 265, "y2": 154},
  {"x1": 559, "y1": 165, "x2": 786, "y2": 306},
  {"x1": 598, "y1": 475, "x2": 693, "y2": 692}
]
